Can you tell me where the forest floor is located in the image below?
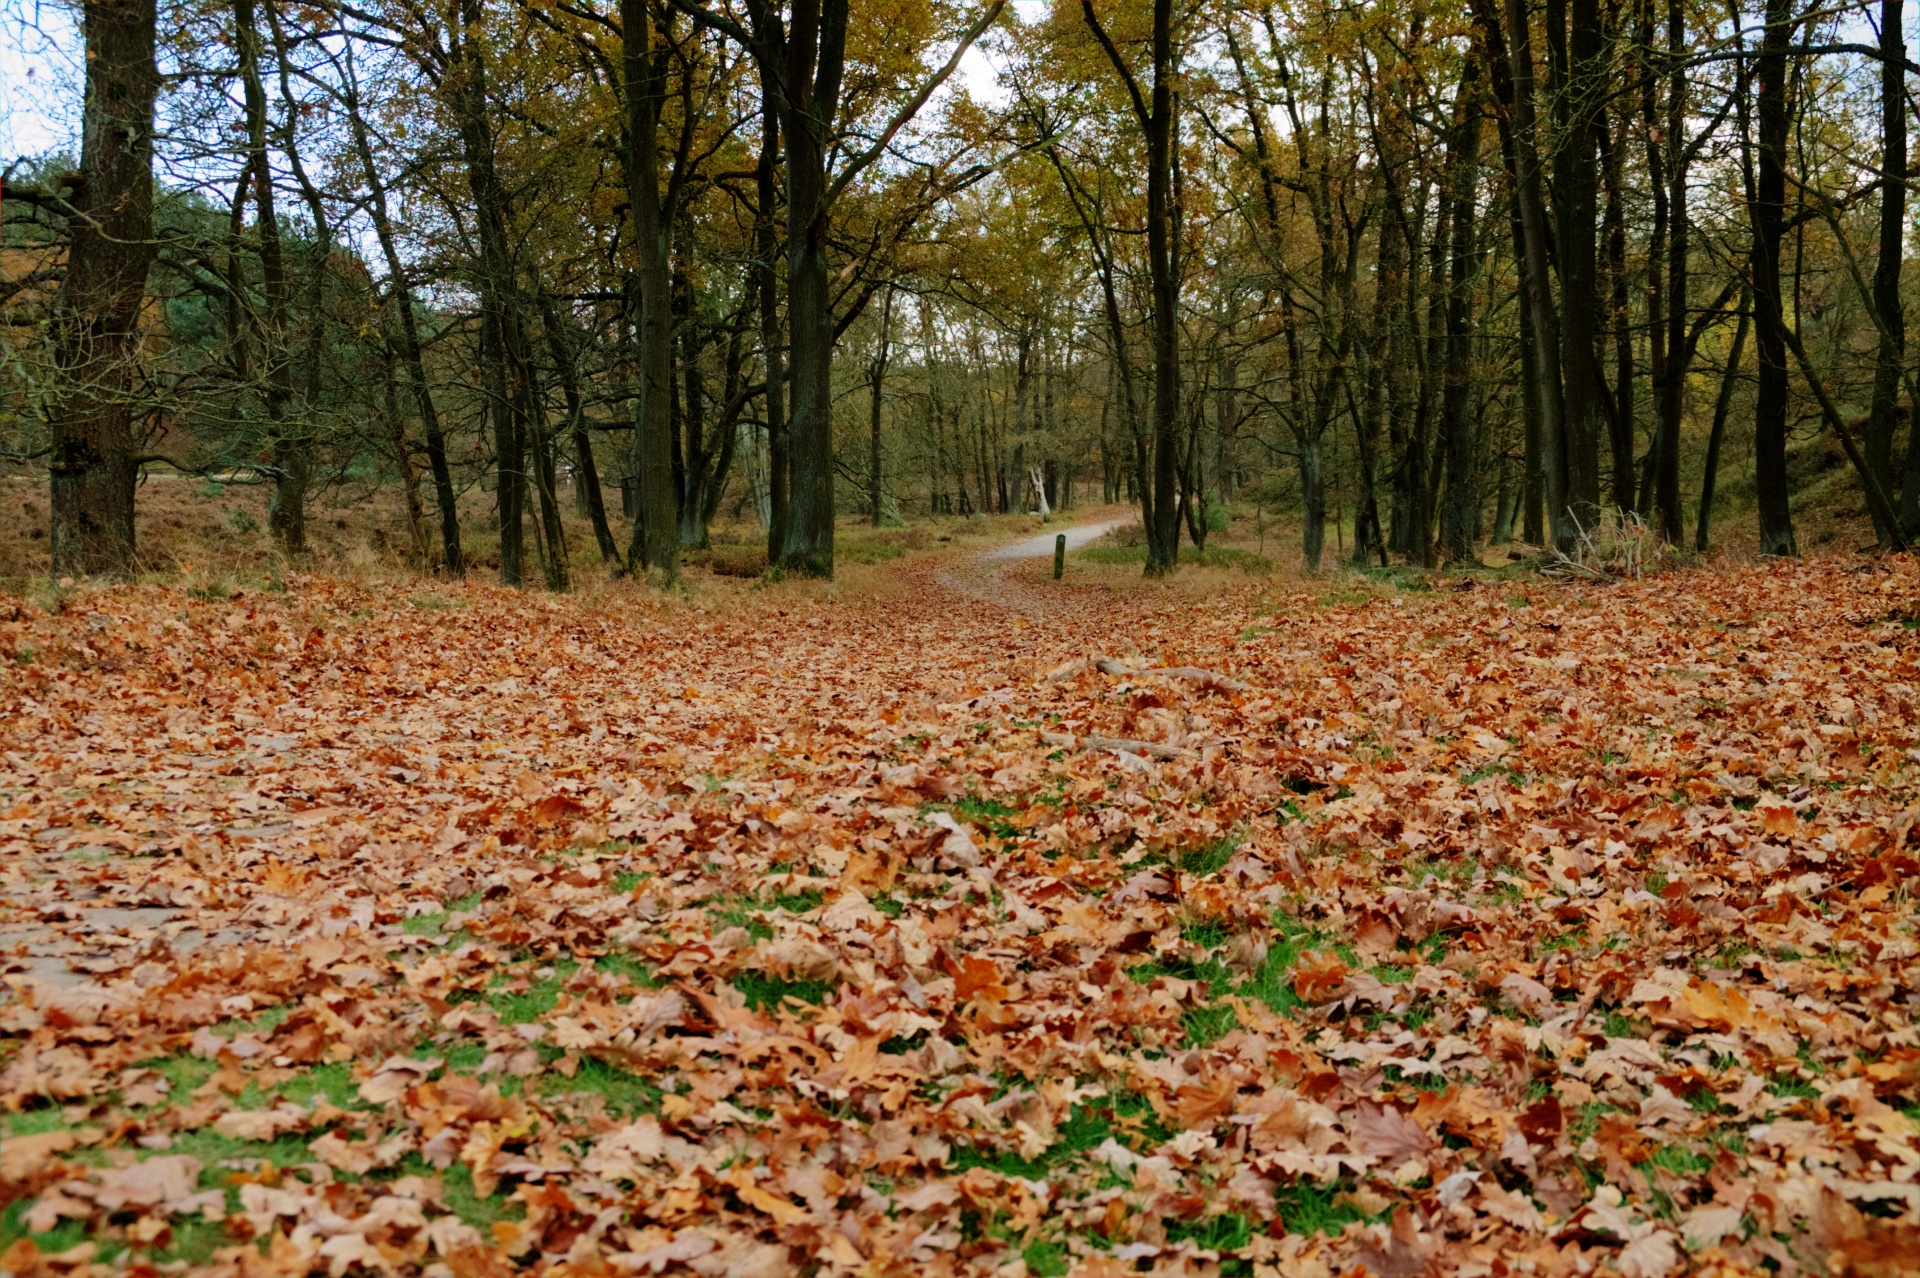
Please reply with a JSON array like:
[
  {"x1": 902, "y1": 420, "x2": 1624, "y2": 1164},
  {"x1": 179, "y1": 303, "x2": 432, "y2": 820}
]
[{"x1": 1, "y1": 516, "x2": 1919, "y2": 1278}]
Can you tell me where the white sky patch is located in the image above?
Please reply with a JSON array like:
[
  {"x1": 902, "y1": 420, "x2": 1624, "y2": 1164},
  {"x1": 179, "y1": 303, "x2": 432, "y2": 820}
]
[{"x1": 0, "y1": 0, "x2": 80, "y2": 161}]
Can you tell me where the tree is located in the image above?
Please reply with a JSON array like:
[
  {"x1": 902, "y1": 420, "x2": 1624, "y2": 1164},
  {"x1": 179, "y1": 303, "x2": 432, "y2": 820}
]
[{"x1": 47, "y1": 0, "x2": 160, "y2": 576}]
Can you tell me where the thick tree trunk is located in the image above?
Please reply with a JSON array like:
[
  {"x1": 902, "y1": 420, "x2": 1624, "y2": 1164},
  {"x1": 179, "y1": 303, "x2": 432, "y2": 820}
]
[
  {"x1": 1654, "y1": 0, "x2": 1688, "y2": 544},
  {"x1": 1605, "y1": 112, "x2": 1638, "y2": 515},
  {"x1": 1752, "y1": 0, "x2": 1796, "y2": 555},
  {"x1": 49, "y1": 0, "x2": 158, "y2": 576},
  {"x1": 1555, "y1": 0, "x2": 1606, "y2": 532},
  {"x1": 448, "y1": 0, "x2": 536, "y2": 585},
  {"x1": 621, "y1": 0, "x2": 679, "y2": 581},
  {"x1": 1440, "y1": 58, "x2": 1485, "y2": 566},
  {"x1": 380, "y1": 347, "x2": 432, "y2": 565},
  {"x1": 757, "y1": 98, "x2": 788, "y2": 564},
  {"x1": 1490, "y1": 0, "x2": 1567, "y2": 545},
  {"x1": 782, "y1": 127, "x2": 834, "y2": 576},
  {"x1": 1869, "y1": 0, "x2": 1906, "y2": 543}
]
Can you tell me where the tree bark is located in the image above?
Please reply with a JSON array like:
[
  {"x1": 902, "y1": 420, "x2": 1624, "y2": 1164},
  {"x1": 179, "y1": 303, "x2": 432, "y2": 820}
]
[
  {"x1": 1555, "y1": 0, "x2": 1606, "y2": 531},
  {"x1": 1440, "y1": 57, "x2": 1486, "y2": 566},
  {"x1": 869, "y1": 287, "x2": 892, "y2": 526},
  {"x1": 345, "y1": 48, "x2": 463, "y2": 574},
  {"x1": 1752, "y1": 0, "x2": 1796, "y2": 555},
  {"x1": 1869, "y1": 0, "x2": 1906, "y2": 544},
  {"x1": 1083, "y1": 0, "x2": 1180, "y2": 575},
  {"x1": 234, "y1": 0, "x2": 305, "y2": 555},
  {"x1": 539, "y1": 293, "x2": 620, "y2": 567},
  {"x1": 1696, "y1": 294, "x2": 1750, "y2": 551},
  {"x1": 1493, "y1": 0, "x2": 1568, "y2": 545},
  {"x1": 1654, "y1": 0, "x2": 1688, "y2": 544},
  {"x1": 48, "y1": 0, "x2": 158, "y2": 576},
  {"x1": 756, "y1": 94, "x2": 788, "y2": 565},
  {"x1": 621, "y1": 0, "x2": 680, "y2": 581},
  {"x1": 447, "y1": 0, "x2": 536, "y2": 585}
]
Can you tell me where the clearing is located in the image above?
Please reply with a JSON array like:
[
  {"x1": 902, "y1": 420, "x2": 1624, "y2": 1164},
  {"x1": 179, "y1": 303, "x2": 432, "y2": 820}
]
[{"x1": 1, "y1": 532, "x2": 1917, "y2": 1277}]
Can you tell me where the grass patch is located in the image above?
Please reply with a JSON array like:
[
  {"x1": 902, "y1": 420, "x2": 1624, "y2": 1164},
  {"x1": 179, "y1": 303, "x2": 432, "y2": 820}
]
[
  {"x1": 951, "y1": 1100, "x2": 1128, "y2": 1181},
  {"x1": 1165, "y1": 1210, "x2": 1253, "y2": 1254},
  {"x1": 1177, "y1": 838, "x2": 1238, "y2": 877},
  {"x1": 593, "y1": 952, "x2": 659, "y2": 987},
  {"x1": 1022, "y1": 1240, "x2": 1070, "y2": 1277},
  {"x1": 1272, "y1": 1181, "x2": 1377, "y2": 1236},
  {"x1": 1182, "y1": 1002, "x2": 1241, "y2": 1047},
  {"x1": 1076, "y1": 544, "x2": 1274, "y2": 573},
  {"x1": 733, "y1": 972, "x2": 834, "y2": 1012},
  {"x1": 491, "y1": 960, "x2": 576, "y2": 1024},
  {"x1": 938, "y1": 794, "x2": 1022, "y2": 840},
  {"x1": 537, "y1": 1055, "x2": 663, "y2": 1117}
]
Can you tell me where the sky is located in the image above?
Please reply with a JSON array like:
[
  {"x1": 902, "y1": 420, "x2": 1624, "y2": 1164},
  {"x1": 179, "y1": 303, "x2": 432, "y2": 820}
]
[
  {"x1": 0, "y1": 0, "x2": 80, "y2": 161},
  {"x1": 2, "y1": 0, "x2": 1042, "y2": 167}
]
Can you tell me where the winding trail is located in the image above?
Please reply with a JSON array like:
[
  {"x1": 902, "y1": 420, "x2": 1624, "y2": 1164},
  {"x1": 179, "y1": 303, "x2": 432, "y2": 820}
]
[
  {"x1": 938, "y1": 510, "x2": 1137, "y2": 614},
  {"x1": 979, "y1": 514, "x2": 1137, "y2": 561}
]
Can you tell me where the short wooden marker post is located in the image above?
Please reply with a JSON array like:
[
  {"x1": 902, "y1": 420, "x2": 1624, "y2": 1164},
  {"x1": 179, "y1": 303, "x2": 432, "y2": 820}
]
[{"x1": 1053, "y1": 533, "x2": 1066, "y2": 580}]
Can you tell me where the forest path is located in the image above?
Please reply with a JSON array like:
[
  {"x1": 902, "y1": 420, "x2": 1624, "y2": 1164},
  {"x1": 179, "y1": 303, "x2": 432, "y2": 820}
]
[
  {"x1": 979, "y1": 514, "x2": 1137, "y2": 561},
  {"x1": 936, "y1": 511, "x2": 1136, "y2": 615}
]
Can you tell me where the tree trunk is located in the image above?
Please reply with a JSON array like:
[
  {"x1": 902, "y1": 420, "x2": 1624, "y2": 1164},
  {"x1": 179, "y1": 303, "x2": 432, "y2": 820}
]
[
  {"x1": 755, "y1": 95, "x2": 788, "y2": 567},
  {"x1": 1555, "y1": 0, "x2": 1606, "y2": 532},
  {"x1": 1440, "y1": 57, "x2": 1486, "y2": 566},
  {"x1": 1869, "y1": 0, "x2": 1906, "y2": 543},
  {"x1": 621, "y1": 0, "x2": 680, "y2": 581},
  {"x1": 380, "y1": 345, "x2": 432, "y2": 565},
  {"x1": 1654, "y1": 0, "x2": 1688, "y2": 544},
  {"x1": 1488, "y1": 0, "x2": 1567, "y2": 545},
  {"x1": 1696, "y1": 293, "x2": 1750, "y2": 552},
  {"x1": 869, "y1": 288, "x2": 892, "y2": 526},
  {"x1": 448, "y1": 0, "x2": 535, "y2": 585},
  {"x1": 48, "y1": 0, "x2": 157, "y2": 576},
  {"x1": 346, "y1": 49, "x2": 463, "y2": 574},
  {"x1": 1752, "y1": 0, "x2": 1796, "y2": 555},
  {"x1": 234, "y1": 0, "x2": 304, "y2": 556},
  {"x1": 782, "y1": 103, "x2": 835, "y2": 576},
  {"x1": 539, "y1": 293, "x2": 620, "y2": 567}
]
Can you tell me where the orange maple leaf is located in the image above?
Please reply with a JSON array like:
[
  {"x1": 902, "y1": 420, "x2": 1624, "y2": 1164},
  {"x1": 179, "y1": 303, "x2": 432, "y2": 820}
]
[{"x1": 945, "y1": 953, "x2": 1010, "y2": 1002}]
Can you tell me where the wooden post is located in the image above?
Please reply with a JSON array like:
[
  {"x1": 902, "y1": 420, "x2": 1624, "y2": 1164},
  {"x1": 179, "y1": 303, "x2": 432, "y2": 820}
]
[{"x1": 1054, "y1": 533, "x2": 1066, "y2": 579}]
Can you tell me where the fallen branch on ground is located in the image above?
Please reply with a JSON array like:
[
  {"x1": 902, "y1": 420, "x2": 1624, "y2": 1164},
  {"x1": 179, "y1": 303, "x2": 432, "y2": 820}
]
[
  {"x1": 1094, "y1": 656, "x2": 1253, "y2": 692},
  {"x1": 1042, "y1": 730, "x2": 1186, "y2": 760}
]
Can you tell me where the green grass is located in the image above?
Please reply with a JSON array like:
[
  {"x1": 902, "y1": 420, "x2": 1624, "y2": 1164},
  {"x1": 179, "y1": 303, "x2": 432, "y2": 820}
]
[
  {"x1": 593, "y1": 952, "x2": 659, "y2": 986},
  {"x1": 1272, "y1": 1181, "x2": 1377, "y2": 1236},
  {"x1": 711, "y1": 899, "x2": 776, "y2": 941},
  {"x1": 1646, "y1": 1145, "x2": 1712, "y2": 1176},
  {"x1": 537, "y1": 1055, "x2": 663, "y2": 1116},
  {"x1": 401, "y1": 890, "x2": 483, "y2": 937},
  {"x1": 1766, "y1": 1073, "x2": 1820, "y2": 1099},
  {"x1": 1182, "y1": 1003, "x2": 1241, "y2": 1047},
  {"x1": 1165, "y1": 1211, "x2": 1253, "y2": 1253},
  {"x1": 1023, "y1": 1240, "x2": 1070, "y2": 1277},
  {"x1": 733, "y1": 972, "x2": 835, "y2": 1012},
  {"x1": 838, "y1": 539, "x2": 907, "y2": 565},
  {"x1": 491, "y1": 961, "x2": 576, "y2": 1024},
  {"x1": 274, "y1": 1060, "x2": 370, "y2": 1110},
  {"x1": 951, "y1": 1100, "x2": 1133, "y2": 1182},
  {"x1": 1177, "y1": 838, "x2": 1238, "y2": 877},
  {"x1": 1076, "y1": 544, "x2": 1274, "y2": 572},
  {"x1": 764, "y1": 888, "x2": 824, "y2": 913},
  {"x1": 933, "y1": 794, "x2": 1022, "y2": 840}
]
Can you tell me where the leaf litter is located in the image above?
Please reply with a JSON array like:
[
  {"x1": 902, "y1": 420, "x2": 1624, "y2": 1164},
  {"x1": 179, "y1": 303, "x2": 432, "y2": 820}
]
[{"x1": 0, "y1": 555, "x2": 1917, "y2": 1276}]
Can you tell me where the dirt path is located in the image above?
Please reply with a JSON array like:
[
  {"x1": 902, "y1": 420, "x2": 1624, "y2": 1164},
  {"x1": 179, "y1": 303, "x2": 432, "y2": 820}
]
[
  {"x1": 937, "y1": 510, "x2": 1136, "y2": 614},
  {"x1": 979, "y1": 514, "x2": 1136, "y2": 561}
]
